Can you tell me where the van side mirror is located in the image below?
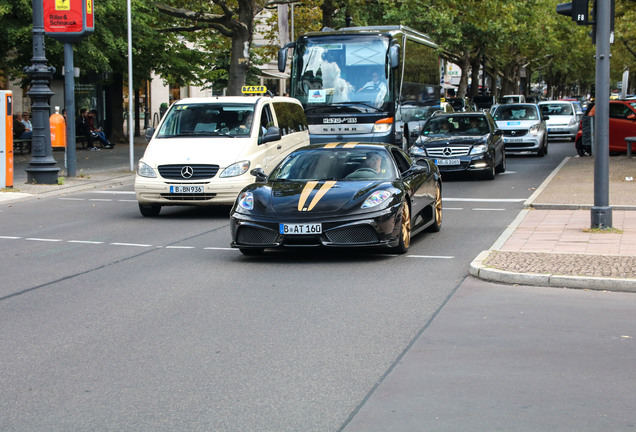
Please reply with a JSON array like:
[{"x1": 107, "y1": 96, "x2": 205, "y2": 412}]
[
  {"x1": 260, "y1": 126, "x2": 282, "y2": 144},
  {"x1": 145, "y1": 127, "x2": 155, "y2": 143}
]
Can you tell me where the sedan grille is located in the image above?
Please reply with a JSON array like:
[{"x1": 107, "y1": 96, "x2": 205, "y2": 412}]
[
  {"x1": 158, "y1": 164, "x2": 219, "y2": 180},
  {"x1": 426, "y1": 145, "x2": 471, "y2": 157},
  {"x1": 237, "y1": 226, "x2": 278, "y2": 245},
  {"x1": 503, "y1": 129, "x2": 528, "y2": 137},
  {"x1": 325, "y1": 225, "x2": 378, "y2": 244}
]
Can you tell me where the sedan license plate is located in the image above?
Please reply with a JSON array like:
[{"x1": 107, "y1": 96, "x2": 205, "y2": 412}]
[
  {"x1": 279, "y1": 223, "x2": 322, "y2": 235},
  {"x1": 505, "y1": 138, "x2": 524, "y2": 143},
  {"x1": 435, "y1": 158, "x2": 461, "y2": 166},
  {"x1": 170, "y1": 185, "x2": 204, "y2": 193}
]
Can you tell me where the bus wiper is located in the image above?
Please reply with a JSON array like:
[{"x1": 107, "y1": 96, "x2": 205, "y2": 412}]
[{"x1": 330, "y1": 101, "x2": 382, "y2": 111}]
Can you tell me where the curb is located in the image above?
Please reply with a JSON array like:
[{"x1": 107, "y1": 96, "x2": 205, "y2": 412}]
[
  {"x1": 0, "y1": 173, "x2": 135, "y2": 204},
  {"x1": 469, "y1": 250, "x2": 636, "y2": 292},
  {"x1": 469, "y1": 157, "x2": 636, "y2": 292}
]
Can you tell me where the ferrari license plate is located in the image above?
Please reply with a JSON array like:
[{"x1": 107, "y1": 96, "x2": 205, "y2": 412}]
[
  {"x1": 279, "y1": 223, "x2": 322, "y2": 235},
  {"x1": 435, "y1": 158, "x2": 461, "y2": 166},
  {"x1": 170, "y1": 185, "x2": 204, "y2": 193}
]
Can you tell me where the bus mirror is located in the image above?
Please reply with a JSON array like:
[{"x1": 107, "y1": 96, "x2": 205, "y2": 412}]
[
  {"x1": 389, "y1": 45, "x2": 400, "y2": 68},
  {"x1": 278, "y1": 42, "x2": 295, "y2": 73}
]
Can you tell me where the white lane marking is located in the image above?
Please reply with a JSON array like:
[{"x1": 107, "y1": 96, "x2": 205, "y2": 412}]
[
  {"x1": 165, "y1": 246, "x2": 195, "y2": 249},
  {"x1": 68, "y1": 240, "x2": 104, "y2": 244},
  {"x1": 109, "y1": 242, "x2": 153, "y2": 247},
  {"x1": 0, "y1": 236, "x2": 21, "y2": 239},
  {"x1": 89, "y1": 199, "x2": 114, "y2": 202},
  {"x1": 407, "y1": 255, "x2": 454, "y2": 259},
  {"x1": 472, "y1": 208, "x2": 506, "y2": 211},
  {"x1": 26, "y1": 238, "x2": 62, "y2": 242},
  {"x1": 443, "y1": 207, "x2": 464, "y2": 211},
  {"x1": 93, "y1": 191, "x2": 135, "y2": 195},
  {"x1": 59, "y1": 198, "x2": 85, "y2": 201},
  {"x1": 444, "y1": 198, "x2": 525, "y2": 202},
  {"x1": 204, "y1": 247, "x2": 236, "y2": 251}
]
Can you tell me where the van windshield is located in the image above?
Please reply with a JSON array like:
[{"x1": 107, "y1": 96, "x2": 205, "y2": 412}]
[{"x1": 157, "y1": 103, "x2": 256, "y2": 138}]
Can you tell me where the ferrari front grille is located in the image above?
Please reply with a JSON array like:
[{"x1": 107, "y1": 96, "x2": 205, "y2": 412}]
[
  {"x1": 237, "y1": 226, "x2": 278, "y2": 245},
  {"x1": 325, "y1": 225, "x2": 378, "y2": 244}
]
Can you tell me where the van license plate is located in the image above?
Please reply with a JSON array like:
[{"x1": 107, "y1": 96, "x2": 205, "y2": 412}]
[
  {"x1": 170, "y1": 185, "x2": 204, "y2": 193},
  {"x1": 280, "y1": 223, "x2": 322, "y2": 235}
]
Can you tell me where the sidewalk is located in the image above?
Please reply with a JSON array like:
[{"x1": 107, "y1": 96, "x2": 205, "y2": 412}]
[
  {"x1": 0, "y1": 137, "x2": 145, "y2": 202},
  {"x1": 471, "y1": 155, "x2": 636, "y2": 291}
]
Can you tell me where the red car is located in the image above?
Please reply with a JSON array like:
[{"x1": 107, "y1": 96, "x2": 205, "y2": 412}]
[{"x1": 575, "y1": 99, "x2": 636, "y2": 156}]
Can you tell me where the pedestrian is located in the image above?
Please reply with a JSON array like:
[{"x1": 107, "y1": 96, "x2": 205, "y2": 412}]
[
  {"x1": 76, "y1": 108, "x2": 97, "y2": 150},
  {"x1": 88, "y1": 109, "x2": 113, "y2": 148}
]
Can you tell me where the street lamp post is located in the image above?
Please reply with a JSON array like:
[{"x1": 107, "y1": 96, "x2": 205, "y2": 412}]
[{"x1": 24, "y1": 0, "x2": 59, "y2": 184}]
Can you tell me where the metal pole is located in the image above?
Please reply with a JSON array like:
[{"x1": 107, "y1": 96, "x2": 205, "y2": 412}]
[
  {"x1": 127, "y1": 0, "x2": 134, "y2": 172},
  {"x1": 591, "y1": 0, "x2": 612, "y2": 229},
  {"x1": 24, "y1": 0, "x2": 59, "y2": 184},
  {"x1": 64, "y1": 43, "x2": 77, "y2": 177}
]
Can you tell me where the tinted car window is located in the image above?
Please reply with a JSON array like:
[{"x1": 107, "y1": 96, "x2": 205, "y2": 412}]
[
  {"x1": 493, "y1": 105, "x2": 539, "y2": 121},
  {"x1": 273, "y1": 102, "x2": 308, "y2": 135},
  {"x1": 540, "y1": 103, "x2": 573, "y2": 116}
]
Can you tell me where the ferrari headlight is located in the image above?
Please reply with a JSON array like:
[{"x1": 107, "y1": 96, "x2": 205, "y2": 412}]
[
  {"x1": 362, "y1": 190, "x2": 392, "y2": 209},
  {"x1": 237, "y1": 191, "x2": 254, "y2": 211},
  {"x1": 529, "y1": 124, "x2": 541, "y2": 134},
  {"x1": 410, "y1": 146, "x2": 427, "y2": 157},
  {"x1": 137, "y1": 161, "x2": 157, "y2": 178},
  {"x1": 220, "y1": 161, "x2": 250, "y2": 178}
]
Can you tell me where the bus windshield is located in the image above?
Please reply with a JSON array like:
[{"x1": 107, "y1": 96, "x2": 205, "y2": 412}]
[{"x1": 291, "y1": 35, "x2": 391, "y2": 111}]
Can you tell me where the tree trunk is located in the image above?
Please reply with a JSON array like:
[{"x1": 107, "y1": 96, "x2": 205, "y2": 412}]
[
  {"x1": 457, "y1": 51, "x2": 470, "y2": 98},
  {"x1": 469, "y1": 54, "x2": 481, "y2": 100}
]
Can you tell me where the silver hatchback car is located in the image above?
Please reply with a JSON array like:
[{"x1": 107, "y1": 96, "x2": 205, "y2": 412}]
[
  {"x1": 538, "y1": 100, "x2": 582, "y2": 141},
  {"x1": 492, "y1": 104, "x2": 549, "y2": 156}
]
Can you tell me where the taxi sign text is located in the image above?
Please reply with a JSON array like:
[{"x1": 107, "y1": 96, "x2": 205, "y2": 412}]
[{"x1": 242, "y1": 86, "x2": 267, "y2": 94}]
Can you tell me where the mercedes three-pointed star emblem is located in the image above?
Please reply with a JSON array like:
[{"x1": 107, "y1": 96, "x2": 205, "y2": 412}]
[{"x1": 181, "y1": 166, "x2": 194, "y2": 179}]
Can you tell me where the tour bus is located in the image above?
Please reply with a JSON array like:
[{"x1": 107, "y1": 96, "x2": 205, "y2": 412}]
[{"x1": 278, "y1": 25, "x2": 441, "y2": 148}]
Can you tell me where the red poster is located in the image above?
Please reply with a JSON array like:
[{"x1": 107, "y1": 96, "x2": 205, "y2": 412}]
[
  {"x1": 85, "y1": 0, "x2": 94, "y2": 30},
  {"x1": 43, "y1": 0, "x2": 83, "y2": 34}
]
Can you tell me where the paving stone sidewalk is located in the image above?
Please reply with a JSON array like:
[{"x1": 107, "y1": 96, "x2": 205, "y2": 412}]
[{"x1": 471, "y1": 155, "x2": 636, "y2": 291}]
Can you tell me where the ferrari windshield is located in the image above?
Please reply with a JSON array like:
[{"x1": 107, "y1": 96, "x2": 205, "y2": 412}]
[
  {"x1": 269, "y1": 148, "x2": 398, "y2": 181},
  {"x1": 157, "y1": 103, "x2": 255, "y2": 138}
]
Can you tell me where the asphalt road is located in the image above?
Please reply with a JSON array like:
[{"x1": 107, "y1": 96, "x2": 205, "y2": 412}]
[{"x1": 4, "y1": 140, "x2": 622, "y2": 431}]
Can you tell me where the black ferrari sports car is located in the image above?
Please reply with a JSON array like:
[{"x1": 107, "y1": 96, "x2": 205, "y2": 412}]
[{"x1": 230, "y1": 143, "x2": 442, "y2": 255}]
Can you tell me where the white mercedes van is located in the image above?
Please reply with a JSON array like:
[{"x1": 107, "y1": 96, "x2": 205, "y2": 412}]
[{"x1": 134, "y1": 95, "x2": 310, "y2": 216}]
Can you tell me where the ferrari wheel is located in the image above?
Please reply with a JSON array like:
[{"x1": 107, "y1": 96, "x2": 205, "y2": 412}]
[
  {"x1": 426, "y1": 182, "x2": 442, "y2": 232},
  {"x1": 392, "y1": 201, "x2": 411, "y2": 254}
]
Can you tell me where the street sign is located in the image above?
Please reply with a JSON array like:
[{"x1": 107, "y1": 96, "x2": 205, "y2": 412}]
[{"x1": 43, "y1": 0, "x2": 94, "y2": 42}]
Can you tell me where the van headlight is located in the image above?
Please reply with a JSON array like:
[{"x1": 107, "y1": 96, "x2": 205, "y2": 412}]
[
  {"x1": 220, "y1": 161, "x2": 250, "y2": 178},
  {"x1": 137, "y1": 161, "x2": 157, "y2": 178}
]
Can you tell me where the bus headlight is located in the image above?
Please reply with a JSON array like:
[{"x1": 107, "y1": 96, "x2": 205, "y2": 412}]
[{"x1": 373, "y1": 117, "x2": 393, "y2": 133}]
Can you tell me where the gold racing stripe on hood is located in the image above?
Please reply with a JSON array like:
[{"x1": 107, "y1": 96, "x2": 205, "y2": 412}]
[
  {"x1": 324, "y1": 143, "x2": 339, "y2": 148},
  {"x1": 298, "y1": 181, "x2": 318, "y2": 211},
  {"x1": 342, "y1": 142, "x2": 358, "y2": 148},
  {"x1": 306, "y1": 181, "x2": 337, "y2": 211}
]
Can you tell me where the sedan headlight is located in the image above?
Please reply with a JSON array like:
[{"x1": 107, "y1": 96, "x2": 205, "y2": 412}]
[
  {"x1": 410, "y1": 146, "x2": 427, "y2": 157},
  {"x1": 237, "y1": 191, "x2": 254, "y2": 211},
  {"x1": 470, "y1": 144, "x2": 488, "y2": 155},
  {"x1": 220, "y1": 161, "x2": 250, "y2": 178},
  {"x1": 137, "y1": 161, "x2": 157, "y2": 178},
  {"x1": 529, "y1": 124, "x2": 542, "y2": 134},
  {"x1": 362, "y1": 190, "x2": 392, "y2": 209},
  {"x1": 568, "y1": 117, "x2": 578, "y2": 126}
]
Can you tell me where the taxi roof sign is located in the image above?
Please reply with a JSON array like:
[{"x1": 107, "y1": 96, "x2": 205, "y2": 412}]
[{"x1": 242, "y1": 86, "x2": 267, "y2": 94}]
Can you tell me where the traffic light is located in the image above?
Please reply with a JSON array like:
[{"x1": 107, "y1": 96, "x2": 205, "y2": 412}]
[{"x1": 556, "y1": 0, "x2": 590, "y2": 25}]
